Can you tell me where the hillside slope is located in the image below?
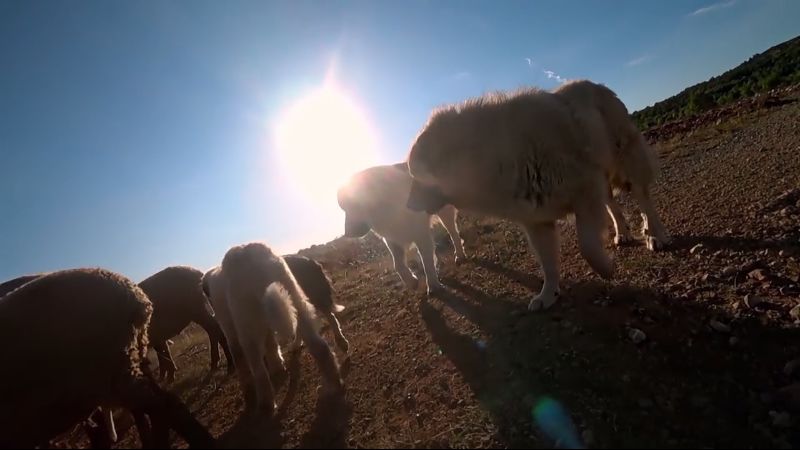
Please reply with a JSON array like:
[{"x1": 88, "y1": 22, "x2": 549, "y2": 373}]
[
  {"x1": 633, "y1": 35, "x2": 800, "y2": 129},
  {"x1": 61, "y1": 88, "x2": 800, "y2": 449}
]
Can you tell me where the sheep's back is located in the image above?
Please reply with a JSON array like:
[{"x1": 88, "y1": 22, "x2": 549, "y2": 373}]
[
  {"x1": 284, "y1": 255, "x2": 334, "y2": 312},
  {"x1": 0, "y1": 268, "x2": 153, "y2": 445}
]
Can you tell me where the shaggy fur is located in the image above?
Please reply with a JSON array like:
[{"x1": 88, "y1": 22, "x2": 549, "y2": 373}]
[
  {"x1": 337, "y1": 163, "x2": 467, "y2": 295},
  {"x1": 553, "y1": 80, "x2": 671, "y2": 250},
  {"x1": 0, "y1": 273, "x2": 42, "y2": 297},
  {"x1": 284, "y1": 255, "x2": 350, "y2": 353},
  {"x1": 0, "y1": 268, "x2": 213, "y2": 448},
  {"x1": 406, "y1": 87, "x2": 614, "y2": 311},
  {"x1": 203, "y1": 243, "x2": 343, "y2": 417},
  {"x1": 139, "y1": 265, "x2": 234, "y2": 382}
]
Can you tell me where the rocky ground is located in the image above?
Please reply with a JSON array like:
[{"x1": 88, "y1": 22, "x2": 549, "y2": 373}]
[{"x1": 59, "y1": 87, "x2": 800, "y2": 449}]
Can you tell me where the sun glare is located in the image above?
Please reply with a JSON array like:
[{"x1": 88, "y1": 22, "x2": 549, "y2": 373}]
[{"x1": 274, "y1": 84, "x2": 379, "y2": 206}]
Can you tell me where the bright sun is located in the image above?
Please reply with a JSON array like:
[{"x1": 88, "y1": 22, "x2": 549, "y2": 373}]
[{"x1": 274, "y1": 84, "x2": 379, "y2": 205}]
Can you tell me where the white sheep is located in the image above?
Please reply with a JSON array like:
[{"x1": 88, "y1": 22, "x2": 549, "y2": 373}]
[{"x1": 202, "y1": 242, "x2": 344, "y2": 417}]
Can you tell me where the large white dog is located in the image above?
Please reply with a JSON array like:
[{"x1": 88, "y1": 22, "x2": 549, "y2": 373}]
[
  {"x1": 337, "y1": 163, "x2": 466, "y2": 295},
  {"x1": 553, "y1": 80, "x2": 670, "y2": 251},
  {"x1": 406, "y1": 87, "x2": 614, "y2": 311}
]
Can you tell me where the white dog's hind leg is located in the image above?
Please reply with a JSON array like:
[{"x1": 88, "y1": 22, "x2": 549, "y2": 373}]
[
  {"x1": 606, "y1": 194, "x2": 633, "y2": 246},
  {"x1": 385, "y1": 240, "x2": 419, "y2": 290},
  {"x1": 415, "y1": 235, "x2": 445, "y2": 295},
  {"x1": 576, "y1": 196, "x2": 615, "y2": 279},
  {"x1": 437, "y1": 205, "x2": 467, "y2": 262},
  {"x1": 632, "y1": 185, "x2": 671, "y2": 251},
  {"x1": 524, "y1": 221, "x2": 561, "y2": 311}
]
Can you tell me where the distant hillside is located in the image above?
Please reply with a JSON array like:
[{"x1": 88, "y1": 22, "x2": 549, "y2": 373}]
[{"x1": 632, "y1": 35, "x2": 800, "y2": 129}]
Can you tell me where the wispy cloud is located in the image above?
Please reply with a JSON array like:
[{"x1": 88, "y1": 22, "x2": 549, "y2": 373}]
[
  {"x1": 626, "y1": 54, "x2": 654, "y2": 67},
  {"x1": 525, "y1": 57, "x2": 534, "y2": 67},
  {"x1": 543, "y1": 69, "x2": 567, "y2": 84},
  {"x1": 688, "y1": 0, "x2": 736, "y2": 17},
  {"x1": 452, "y1": 71, "x2": 471, "y2": 81}
]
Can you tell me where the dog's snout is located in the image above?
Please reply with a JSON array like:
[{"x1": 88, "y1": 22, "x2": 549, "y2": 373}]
[{"x1": 407, "y1": 181, "x2": 447, "y2": 214}]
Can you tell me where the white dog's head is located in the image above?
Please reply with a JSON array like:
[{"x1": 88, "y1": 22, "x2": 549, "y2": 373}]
[{"x1": 336, "y1": 181, "x2": 373, "y2": 238}]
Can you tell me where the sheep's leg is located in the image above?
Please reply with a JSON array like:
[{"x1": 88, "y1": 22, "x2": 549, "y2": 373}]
[
  {"x1": 632, "y1": 184, "x2": 671, "y2": 251},
  {"x1": 325, "y1": 312, "x2": 350, "y2": 354},
  {"x1": 194, "y1": 312, "x2": 224, "y2": 371},
  {"x1": 523, "y1": 221, "x2": 561, "y2": 311},
  {"x1": 277, "y1": 261, "x2": 344, "y2": 395},
  {"x1": 606, "y1": 187, "x2": 633, "y2": 246},
  {"x1": 153, "y1": 340, "x2": 177, "y2": 383},
  {"x1": 216, "y1": 326, "x2": 236, "y2": 375},
  {"x1": 132, "y1": 411, "x2": 153, "y2": 449},
  {"x1": 415, "y1": 235, "x2": 445, "y2": 295},
  {"x1": 437, "y1": 205, "x2": 467, "y2": 262},
  {"x1": 238, "y1": 334, "x2": 276, "y2": 416},
  {"x1": 227, "y1": 335, "x2": 257, "y2": 409},
  {"x1": 85, "y1": 408, "x2": 114, "y2": 449},
  {"x1": 263, "y1": 332, "x2": 287, "y2": 377},
  {"x1": 122, "y1": 378, "x2": 214, "y2": 449},
  {"x1": 385, "y1": 240, "x2": 419, "y2": 290}
]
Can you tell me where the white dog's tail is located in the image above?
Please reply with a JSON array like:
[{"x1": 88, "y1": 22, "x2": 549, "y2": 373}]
[{"x1": 260, "y1": 283, "x2": 298, "y2": 345}]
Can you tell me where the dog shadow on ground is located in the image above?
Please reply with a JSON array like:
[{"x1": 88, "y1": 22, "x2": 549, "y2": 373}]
[
  {"x1": 215, "y1": 351, "x2": 352, "y2": 449},
  {"x1": 421, "y1": 255, "x2": 798, "y2": 448}
]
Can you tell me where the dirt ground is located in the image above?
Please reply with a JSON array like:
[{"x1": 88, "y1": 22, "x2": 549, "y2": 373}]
[{"x1": 59, "y1": 88, "x2": 800, "y2": 449}]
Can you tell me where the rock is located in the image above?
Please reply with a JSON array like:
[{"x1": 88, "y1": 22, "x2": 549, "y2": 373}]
[
  {"x1": 690, "y1": 243, "x2": 704, "y2": 255},
  {"x1": 749, "y1": 269, "x2": 769, "y2": 281},
  {"x1": 744, "y1": 294, "x2": 764, "y2": 309},
  {"x1": 709, "y1": 319, "x2": 732, "y2": 333},
  {"x1": 628, "y1": 328, "x2": 647, "y2": 344},
  {"x1": 784, "y1": 359, "x2": 800, "y2": 377},
  {"x1": 722, "y1": 266, "x2": 737, "y2": 277},
  {"x1": 769, "y1": 410, "x2": 792, "y2": 428},
  {"x1": 790, "y1": 305, "x2": 800, "y2": 321}
]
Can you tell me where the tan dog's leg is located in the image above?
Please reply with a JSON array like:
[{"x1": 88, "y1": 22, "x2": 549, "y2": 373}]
[
  {"x1": 385, "y1": 240, "x2": 419, "y2": 290},
  {"x1": 437, "y1": 205, "x2": 467, "y2": 262},
  {"x1": 415, "y1": 234, "x2": 445, "y2": 295}
]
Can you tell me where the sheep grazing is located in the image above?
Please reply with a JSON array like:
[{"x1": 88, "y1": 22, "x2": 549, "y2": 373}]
[
  {"x1": 139, "y1": 265, "x2": 234, "y2": 382},
  {"x1": 283, "y1": 255, "x2": 350, "y2": 353},
  {"x1": 0, "y1": 268, "x2": 213, "y2": 448},
  {"x1": 202, "y1": 242, "x2": 344, "y2": 416}
]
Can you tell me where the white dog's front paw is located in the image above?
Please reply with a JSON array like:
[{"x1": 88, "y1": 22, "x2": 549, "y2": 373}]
[{"x1": 528, "y1": 291, "x2": 560, "y2": 312}]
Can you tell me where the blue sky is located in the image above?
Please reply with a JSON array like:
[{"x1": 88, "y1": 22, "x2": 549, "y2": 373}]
[{"x1": 1, "y1": 0, "x2": 798, "y2": 281}]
